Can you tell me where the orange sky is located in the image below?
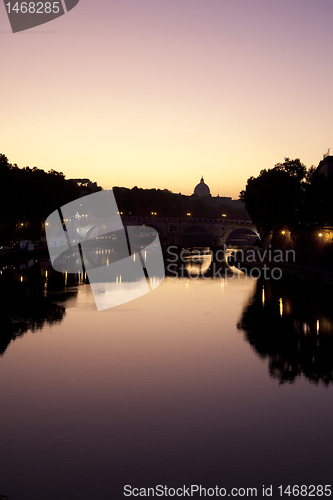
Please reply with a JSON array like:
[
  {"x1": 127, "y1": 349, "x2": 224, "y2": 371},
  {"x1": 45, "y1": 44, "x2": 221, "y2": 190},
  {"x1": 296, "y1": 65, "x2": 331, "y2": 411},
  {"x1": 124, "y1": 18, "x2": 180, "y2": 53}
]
[{"x1": 1, "y1": 0, "x2": 333, "y2": 198}]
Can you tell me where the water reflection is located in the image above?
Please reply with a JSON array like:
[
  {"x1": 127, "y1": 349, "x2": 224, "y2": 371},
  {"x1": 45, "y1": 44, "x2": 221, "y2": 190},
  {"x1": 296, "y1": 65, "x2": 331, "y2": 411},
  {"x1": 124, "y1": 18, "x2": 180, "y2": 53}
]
[
  {"x1": 0, "y1": 261, "x2": 75, "y2": 356},
  {"x1": 238, "y1": 276, "x2": 333, "y2": 385},
  {"x1": 183, "y1": 248, "x2": 212, "y2": 275},
  {"x1": 165, "y1": 247, "x2": 236, "y2": 279}
]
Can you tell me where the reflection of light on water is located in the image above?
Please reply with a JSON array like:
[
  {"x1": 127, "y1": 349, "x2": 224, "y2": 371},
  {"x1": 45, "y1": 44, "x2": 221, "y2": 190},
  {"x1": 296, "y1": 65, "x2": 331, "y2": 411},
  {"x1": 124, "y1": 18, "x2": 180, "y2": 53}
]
[
  {"x1": 20, "y1": 276, "x2": 23, "y2": 282},
  {"x1": 262, "y1": 286, "x2": 265, "y2": 306},
  {"x1": 317, "y1": 320, "x2": 320, "y2": 334},
  {"x1": 106, "y1": 258, "x2": 109, "y2": 267},
  {"x1": 303, "y1": 322, "x2": 309, "y2": 335},
  {"x1": 65, "y1": 272, "x2": 67, "y2": 286},
  {"x1": 185, "y1": 252, "x2": 212, "y2": 276},
  {"x1": 279, "y1": 298, "x2": 283, "y2": 317},
  {"x1": 44, "y1": 271, "x2": 49, "y2": 295},
  {"x1": 186, "y1": 278, "x2": 190, "y2": 290},
  {"x1": 221, "y1": 278, "x2": 225, "y2": 293}
]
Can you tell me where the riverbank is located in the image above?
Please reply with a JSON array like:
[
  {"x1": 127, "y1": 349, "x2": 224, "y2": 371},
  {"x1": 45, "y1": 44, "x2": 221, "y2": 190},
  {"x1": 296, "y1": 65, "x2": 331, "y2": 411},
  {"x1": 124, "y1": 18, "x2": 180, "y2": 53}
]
[{"x1": 0, "y1": 245, "x2": 49, "y2": 266}]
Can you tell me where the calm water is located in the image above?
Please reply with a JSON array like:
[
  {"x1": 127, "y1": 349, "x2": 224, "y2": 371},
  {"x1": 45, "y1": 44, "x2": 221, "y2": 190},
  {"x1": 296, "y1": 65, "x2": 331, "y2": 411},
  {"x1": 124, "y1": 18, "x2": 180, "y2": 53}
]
[{"x1": 1, "y1": 254, "x2": 333, "y2": 499}]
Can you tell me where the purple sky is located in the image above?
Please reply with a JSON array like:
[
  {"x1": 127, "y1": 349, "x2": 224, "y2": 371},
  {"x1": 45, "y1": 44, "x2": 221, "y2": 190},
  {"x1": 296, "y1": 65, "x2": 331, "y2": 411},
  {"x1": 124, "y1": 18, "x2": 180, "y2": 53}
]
[{"x1": 1, "y1": 0, "x2": 333, "y2": 197}]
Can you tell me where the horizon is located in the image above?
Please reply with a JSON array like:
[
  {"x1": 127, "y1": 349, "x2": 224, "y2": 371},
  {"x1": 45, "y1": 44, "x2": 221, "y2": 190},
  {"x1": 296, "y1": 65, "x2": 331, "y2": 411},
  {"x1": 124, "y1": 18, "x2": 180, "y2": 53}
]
[{"x1": 1, "y1": 0, "x2": 333, "y2": 199}]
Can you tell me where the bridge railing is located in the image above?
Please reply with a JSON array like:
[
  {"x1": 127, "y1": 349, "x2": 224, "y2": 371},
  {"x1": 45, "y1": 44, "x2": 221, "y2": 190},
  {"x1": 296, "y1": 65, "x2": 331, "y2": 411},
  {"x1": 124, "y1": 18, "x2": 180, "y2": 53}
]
[
  {"x1": 121, "y1": 216, "x2": 253, "y2": 225},
  {"x1": 63, "y1": 215, "x2": 254, "y2": 227}
]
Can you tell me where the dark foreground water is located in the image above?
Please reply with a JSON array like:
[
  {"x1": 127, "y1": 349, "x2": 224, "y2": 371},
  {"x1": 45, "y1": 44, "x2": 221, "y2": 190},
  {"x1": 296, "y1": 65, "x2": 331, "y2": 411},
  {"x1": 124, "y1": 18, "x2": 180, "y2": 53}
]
[{"x1": 1, "y1": 254, "x2": 333, "y2": 500}]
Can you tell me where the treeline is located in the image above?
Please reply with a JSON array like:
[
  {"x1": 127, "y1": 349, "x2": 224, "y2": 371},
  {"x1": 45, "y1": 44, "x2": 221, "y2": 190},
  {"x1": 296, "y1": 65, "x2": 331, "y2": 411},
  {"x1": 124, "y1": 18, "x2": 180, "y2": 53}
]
[
  {"x1": 0, "y1": 152, "x2": 249, "y2": 244},
  {"x1": 0, "y1": 153, "x2": 101, "y2": 243},
  {"x1": 112, "y1": 186, "x2": 248, "y2": 219},
  {"x1": 240, "y1": 157, "x2": 333, "y2": 240}
]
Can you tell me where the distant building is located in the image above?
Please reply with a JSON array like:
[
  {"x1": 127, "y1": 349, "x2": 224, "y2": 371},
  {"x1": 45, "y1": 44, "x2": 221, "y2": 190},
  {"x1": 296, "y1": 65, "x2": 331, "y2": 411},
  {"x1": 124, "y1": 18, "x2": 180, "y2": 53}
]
[
  {"x1": 193, "y1": 177, "x2": 211, "y2": 197},
  {"x1": 192, "y1": 176, "x2": 233, "y2": 204},
  {"x1": 317, "y1": 154, "x2": 333, "y2": 178}
]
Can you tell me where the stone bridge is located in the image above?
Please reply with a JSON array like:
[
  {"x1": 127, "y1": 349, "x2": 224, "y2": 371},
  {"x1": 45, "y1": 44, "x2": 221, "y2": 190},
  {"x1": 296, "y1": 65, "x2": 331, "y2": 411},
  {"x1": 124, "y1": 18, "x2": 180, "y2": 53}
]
[{"x1": 62, "y1": 215, "x2": 258, "y2": 247}]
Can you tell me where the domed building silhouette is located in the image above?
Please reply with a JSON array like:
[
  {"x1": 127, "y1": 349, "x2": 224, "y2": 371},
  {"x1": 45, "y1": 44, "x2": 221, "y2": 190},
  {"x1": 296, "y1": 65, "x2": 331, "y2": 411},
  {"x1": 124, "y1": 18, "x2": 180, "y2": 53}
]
[{"x1": 193, "y1": 177, "x2": 211, "y2": 197}]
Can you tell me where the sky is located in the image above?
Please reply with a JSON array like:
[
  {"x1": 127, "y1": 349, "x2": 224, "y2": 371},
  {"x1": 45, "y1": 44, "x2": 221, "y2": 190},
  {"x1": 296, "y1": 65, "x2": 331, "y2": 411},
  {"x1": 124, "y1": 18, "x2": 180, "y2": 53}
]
[{"x1": 1, "y1": 0, "x2": 333, "y2": 198}]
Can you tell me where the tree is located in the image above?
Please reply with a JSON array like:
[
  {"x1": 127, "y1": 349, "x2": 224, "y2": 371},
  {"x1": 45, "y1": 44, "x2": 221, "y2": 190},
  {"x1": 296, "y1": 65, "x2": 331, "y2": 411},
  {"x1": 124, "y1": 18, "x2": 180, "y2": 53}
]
[
  {"x1": 302, "y1": 165, "x2": 333, "y2": 225},
  {"x1": 240, "y1": 158, "x2": 307, "y2": 239},
  {"x1": 0, "y1": 153, "x2": 101, "y2": 244}
]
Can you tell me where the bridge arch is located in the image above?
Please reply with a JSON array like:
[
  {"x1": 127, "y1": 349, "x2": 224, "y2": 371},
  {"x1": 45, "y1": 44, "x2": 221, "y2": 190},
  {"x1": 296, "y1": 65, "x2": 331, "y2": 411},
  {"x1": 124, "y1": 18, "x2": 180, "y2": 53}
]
[
  {"x1": 74, "y1": 223, "x2": 116, "y2": 240},
  {"x1": 220, "y1": 226, "x2": 260, "y2": 246},
  {"x1": 180, "y1": 224, "x2": 214, "y2": 247}
]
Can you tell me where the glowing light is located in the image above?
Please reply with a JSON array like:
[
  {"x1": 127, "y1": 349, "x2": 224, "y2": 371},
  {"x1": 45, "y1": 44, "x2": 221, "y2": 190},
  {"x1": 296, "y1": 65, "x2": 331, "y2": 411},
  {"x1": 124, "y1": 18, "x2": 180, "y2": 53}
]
[
  {"x1": 317, "y1": 320, "x2": 320, "y2": 334},
  {"x1": 279, "y1": 298, "x2": 283, "y2": 317},
  {"x1": 281, "y1": 230, "x2": 285, "y2": 235},
  {"x1": 319, "y1": 233, "x2": 323, "y2": 237},
  {"x1": 20, "y1": 276, "x2": 23, "y2": 282},
  {"x1": 187, "y1": 213, "x2": 191, "y2": 216},
  {"x1": 222, "y1": 214, "x2": 227, "y2": 217},
  {"x1": 262, "y1": 286, "x2": 265, "y2": 306}
]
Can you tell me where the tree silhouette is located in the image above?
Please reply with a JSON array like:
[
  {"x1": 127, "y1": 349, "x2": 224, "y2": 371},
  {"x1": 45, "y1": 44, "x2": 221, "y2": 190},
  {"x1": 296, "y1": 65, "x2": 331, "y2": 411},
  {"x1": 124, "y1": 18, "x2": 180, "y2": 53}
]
[
  {"x1": 0, "y1": 154, "x2": 101, "y2": 244},
  {"x1": 240, "y1": 158, "x2": 307, "y2": 239}
]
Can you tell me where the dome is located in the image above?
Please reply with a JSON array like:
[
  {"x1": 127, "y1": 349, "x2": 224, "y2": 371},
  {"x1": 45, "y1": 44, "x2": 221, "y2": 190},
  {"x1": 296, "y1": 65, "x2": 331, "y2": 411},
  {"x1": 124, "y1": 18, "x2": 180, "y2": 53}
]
[{"x1": 193, "y1": 176, "x2": 211, "y2": 197}]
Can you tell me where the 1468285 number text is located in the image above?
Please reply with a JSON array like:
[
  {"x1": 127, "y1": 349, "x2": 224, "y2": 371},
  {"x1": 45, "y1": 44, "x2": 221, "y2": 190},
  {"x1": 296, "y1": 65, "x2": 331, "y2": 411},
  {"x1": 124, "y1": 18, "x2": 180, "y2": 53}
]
[
  {"x1": 5, "y1": 2, "x2": 60, "y2": 14},
  {"x1": 278, "y1": 485, "x2": 332, "y2": 497}
]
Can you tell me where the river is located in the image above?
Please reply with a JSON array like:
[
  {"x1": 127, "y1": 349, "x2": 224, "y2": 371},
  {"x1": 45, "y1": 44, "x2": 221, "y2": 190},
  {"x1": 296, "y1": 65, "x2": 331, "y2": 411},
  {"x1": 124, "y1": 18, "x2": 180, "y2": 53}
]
[{"x1": 0, "y1": 251, "x2": 333, "y2": 499}]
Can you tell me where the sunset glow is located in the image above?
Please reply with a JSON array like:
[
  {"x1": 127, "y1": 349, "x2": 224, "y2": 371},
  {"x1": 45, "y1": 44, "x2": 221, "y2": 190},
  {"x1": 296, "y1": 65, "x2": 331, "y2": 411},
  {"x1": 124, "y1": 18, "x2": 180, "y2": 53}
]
[{"x1": 1, "y1": 0, "x2": 333, "y2": 198}]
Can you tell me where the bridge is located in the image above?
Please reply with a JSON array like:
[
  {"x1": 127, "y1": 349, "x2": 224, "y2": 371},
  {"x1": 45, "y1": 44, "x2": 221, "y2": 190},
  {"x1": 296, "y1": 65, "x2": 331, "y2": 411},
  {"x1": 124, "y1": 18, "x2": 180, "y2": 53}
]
[{"x1": 50, "y1": 214, "x2": 258, "y2": 248}]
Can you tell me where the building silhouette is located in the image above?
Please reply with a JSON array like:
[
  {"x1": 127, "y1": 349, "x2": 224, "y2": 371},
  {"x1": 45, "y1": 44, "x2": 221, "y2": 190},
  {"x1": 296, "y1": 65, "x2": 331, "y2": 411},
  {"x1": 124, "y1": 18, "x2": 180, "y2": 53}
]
[{"x1": 193, "y1": 177, "x2": 211, "y2": 197}]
